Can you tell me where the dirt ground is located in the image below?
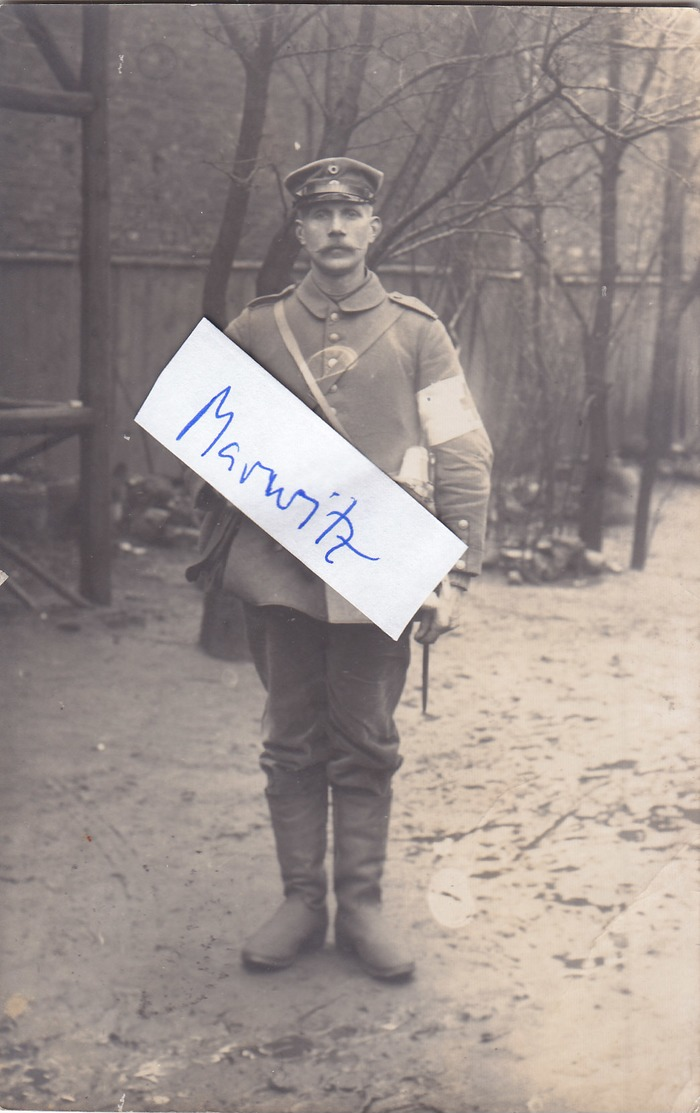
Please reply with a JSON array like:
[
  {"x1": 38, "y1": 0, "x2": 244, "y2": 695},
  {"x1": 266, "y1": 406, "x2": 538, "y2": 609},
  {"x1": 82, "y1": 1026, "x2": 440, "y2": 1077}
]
[{"x1": 1, "y1": 482, "x2": 698, "y2": 1113}]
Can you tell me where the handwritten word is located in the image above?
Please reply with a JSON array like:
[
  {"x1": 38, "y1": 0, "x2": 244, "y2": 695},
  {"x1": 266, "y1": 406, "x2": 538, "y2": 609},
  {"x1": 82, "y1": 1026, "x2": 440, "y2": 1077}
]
[{"x1": 177, "y1": 386, "x2": 379, "y2": 567}]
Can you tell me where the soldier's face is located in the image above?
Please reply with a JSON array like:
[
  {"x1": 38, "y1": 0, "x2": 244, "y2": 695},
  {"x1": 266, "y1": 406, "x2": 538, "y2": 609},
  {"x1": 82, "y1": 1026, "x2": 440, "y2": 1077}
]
[{"x1": 295, "y1": 202, "x2": 381, "y2": 277}]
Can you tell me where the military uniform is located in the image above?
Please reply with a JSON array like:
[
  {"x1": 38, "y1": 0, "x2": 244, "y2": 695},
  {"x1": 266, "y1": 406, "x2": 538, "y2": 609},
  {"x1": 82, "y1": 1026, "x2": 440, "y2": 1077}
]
[
  {"x1": 223, "y1": 270, "x2": 490, "y2": 600},
  {"x1": 203, "y1": 157, "x2": 492, "y2": 979},
  {"x1": 217, "y1": 267, "x2": 491, "y2": 793}
]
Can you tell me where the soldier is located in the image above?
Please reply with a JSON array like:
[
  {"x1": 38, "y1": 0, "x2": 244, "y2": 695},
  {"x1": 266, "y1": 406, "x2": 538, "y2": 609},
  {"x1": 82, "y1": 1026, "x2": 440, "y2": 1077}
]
[{"x1": 193, "y1": 157, "x2": 492, "y2": 980}]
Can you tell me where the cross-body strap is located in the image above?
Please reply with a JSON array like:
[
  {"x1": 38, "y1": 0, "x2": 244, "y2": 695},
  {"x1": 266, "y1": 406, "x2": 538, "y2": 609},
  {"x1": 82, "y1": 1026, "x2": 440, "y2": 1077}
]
[{"x1": 273, "y1": 299, "x2": 351, "y2": 441}]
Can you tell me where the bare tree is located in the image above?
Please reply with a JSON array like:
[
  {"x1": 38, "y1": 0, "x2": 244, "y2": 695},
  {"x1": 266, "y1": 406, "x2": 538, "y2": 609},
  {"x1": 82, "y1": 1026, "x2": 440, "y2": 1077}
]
[
  {"x1": 200, "y1": 5, "x2": 319, "y2": 326},
  {"x1": 577, "y1": 10, "x2": 624, "y2": 551},
  {"x1": 255, "y1": 4, "x2": 377, "y2": 296},
  {"x1": 198, "y1": 5, "x2": 700, "y2": 568},
  {"x1": 258, "y1": 7, "x2": 569, "y2": 294},
  {"x1": 502, "y1": 8, "x2": 700, "y2": 552},
  {"x1": 631, "y1": 128, "x2": 693, "y2": 568}
]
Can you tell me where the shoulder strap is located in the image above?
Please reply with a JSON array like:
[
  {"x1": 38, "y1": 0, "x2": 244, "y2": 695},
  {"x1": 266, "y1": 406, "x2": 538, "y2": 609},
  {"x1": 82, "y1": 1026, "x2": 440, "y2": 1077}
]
[
  {"x1": 388, "y1": 291, "x2": 438, "y2": 319},
  {"x1": 273, "y1": 299, "x2": 351, "y2": 441},
  {"x1": 248, "y1": 284, "x2": 297, "y2": 309}
]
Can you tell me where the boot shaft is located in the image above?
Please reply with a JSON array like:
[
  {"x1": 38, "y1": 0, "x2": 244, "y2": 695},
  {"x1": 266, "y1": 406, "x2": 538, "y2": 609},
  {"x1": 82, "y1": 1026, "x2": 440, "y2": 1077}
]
[
  {"x1": 332, "y1": 789, "x2": 415, "y2": 980},
  {"x1": 267, "y1": 784, "x2": 329, "y2": 910},
  {"x1": 332, "y1": 789, "x2": 391, "y2": 908}
]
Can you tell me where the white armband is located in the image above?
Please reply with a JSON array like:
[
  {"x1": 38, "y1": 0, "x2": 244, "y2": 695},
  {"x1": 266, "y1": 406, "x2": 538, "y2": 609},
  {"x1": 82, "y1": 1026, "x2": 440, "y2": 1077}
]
[{"x1": 416, "y1": 376, "x2": 483, "y2": 447}]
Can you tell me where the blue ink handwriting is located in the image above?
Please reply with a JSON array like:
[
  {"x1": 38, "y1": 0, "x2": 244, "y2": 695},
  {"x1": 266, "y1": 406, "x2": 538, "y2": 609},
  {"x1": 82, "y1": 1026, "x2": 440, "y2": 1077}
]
[{"x1": 177, "y1": 387, "x2": 379, "y2": 567}]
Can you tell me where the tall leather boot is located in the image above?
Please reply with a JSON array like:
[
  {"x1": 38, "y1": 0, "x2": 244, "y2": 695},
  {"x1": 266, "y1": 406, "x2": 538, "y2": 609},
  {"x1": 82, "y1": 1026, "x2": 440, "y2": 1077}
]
[
  {"x1": 241, "y1": 785, "x2": 329, "y2": 970},
  {"x1": 333, "y1": 789, "x2": 415, "y2": 981}
]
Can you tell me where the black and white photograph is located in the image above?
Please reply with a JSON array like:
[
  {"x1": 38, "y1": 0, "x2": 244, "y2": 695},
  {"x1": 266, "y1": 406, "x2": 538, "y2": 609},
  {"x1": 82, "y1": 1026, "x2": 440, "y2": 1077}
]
[{"x1": 0, "y1": 4, "x2": 698, "y2": 1112}]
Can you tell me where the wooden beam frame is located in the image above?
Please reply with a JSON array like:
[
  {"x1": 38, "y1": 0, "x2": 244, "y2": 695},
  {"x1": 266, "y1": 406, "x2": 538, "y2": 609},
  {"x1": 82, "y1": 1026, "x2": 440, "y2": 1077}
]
[
  {"x1": 0, "y1": 405, "x2": 93, "y2": 437},
  {"x1": 12, "y1": 6, "x2": 81, "y2": 91},
  {"x1": 1, "y1": 7, "x2": 112, "y2": 605},
  {"x1": 0, "y1": 82, "x2": 94, "y2": 116},
  {"x1": 0, "y1": 428, "x2": 82, "y2": 474}
]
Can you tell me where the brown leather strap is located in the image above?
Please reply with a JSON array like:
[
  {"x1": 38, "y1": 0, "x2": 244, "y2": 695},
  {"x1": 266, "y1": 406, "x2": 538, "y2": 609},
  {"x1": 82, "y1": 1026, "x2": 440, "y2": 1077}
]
[{"x1": 273, "y1": 300, "x2": 351, "y2": 441}]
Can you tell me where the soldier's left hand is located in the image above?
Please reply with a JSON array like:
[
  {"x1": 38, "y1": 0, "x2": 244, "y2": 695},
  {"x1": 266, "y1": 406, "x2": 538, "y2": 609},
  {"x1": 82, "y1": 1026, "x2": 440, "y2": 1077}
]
[{"x1": 414, "y1": 578, "x2": 467, "y2": 644}]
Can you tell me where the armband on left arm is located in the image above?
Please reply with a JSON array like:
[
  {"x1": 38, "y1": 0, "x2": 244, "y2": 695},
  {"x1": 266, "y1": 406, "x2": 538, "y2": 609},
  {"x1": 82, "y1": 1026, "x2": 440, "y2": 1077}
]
[{"x1": 417, "y1": 376, "x2": 484, "y2": 448}]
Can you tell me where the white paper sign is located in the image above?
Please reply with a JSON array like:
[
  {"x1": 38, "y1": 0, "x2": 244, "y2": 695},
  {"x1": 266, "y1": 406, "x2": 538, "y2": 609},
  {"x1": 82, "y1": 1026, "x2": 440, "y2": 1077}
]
[{"x1": 135, "y1": 318, "x2": 466, "y2": 639}]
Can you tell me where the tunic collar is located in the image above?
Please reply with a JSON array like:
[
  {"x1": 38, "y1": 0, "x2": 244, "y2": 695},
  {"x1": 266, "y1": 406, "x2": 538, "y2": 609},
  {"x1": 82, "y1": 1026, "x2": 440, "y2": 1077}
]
[{"x1": 295, "y1": 269, "x2": 387, "y2": 317}]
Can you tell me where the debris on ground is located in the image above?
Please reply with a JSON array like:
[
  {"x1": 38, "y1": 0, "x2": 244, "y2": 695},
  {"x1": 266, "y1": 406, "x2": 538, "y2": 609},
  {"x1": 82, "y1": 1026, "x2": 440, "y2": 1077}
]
[{"x1": 499, "y1": 536, "x2": 623, "y2": 584}]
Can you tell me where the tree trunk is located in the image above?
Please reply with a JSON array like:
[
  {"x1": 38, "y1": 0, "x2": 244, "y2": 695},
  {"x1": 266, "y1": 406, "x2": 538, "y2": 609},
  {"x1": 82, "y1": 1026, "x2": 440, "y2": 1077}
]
[
  {"x1": 578, "y1": 14, "x2": 622, "y2": 551},
  {"x1": 202, "y1": 15, "x2": 276, "y2": 327},
  {"x1": 631, "y1": 128, "x2": 689, "y2": 569},
  {"x1": 255, "y1": 5, "x2": 377, "y2": 296}
]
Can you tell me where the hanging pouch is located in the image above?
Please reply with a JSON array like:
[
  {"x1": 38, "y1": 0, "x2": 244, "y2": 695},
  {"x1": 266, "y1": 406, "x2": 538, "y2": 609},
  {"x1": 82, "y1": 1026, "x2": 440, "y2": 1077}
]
[{"x1": 185, "y1": 497, "x2": 243, "y2": 592}]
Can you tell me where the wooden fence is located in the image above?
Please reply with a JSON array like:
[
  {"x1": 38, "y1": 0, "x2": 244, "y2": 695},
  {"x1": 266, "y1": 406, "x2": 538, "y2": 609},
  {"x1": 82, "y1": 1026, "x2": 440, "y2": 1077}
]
[{"x1": 1, "y1": 252, "x2": 698, "y2": 482}]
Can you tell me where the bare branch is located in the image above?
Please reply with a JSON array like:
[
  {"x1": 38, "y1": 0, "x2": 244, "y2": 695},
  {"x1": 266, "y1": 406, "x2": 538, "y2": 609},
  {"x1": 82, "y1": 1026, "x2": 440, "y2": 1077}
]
[
  {"x1": 386, "y1": 158, "x2": 549, "y2": 258},
  {"x1": 506, "y1": 211, "x2": 589, "y2": 335},
  {"x1": 629, "y1": 30, "x2": 666, "y2": 115},
  {"x1": 373, "y1": 86, "x2": 560, "y2": 265},
  {"x1": 272, "y1": 6, "x2": 322, "y2": 53},
  {"x1": 553, "y1": 87, "x2": 626, "y2": 142},
  {"x1": 626, "y1": 111, "x2": 700, "y2": 142},
  {"x1": 388, "y1": 226, "x2": 522, "y2": 259},
  {"x1": 353, "y1": 39, "x2": 555, "y2": 130},
  {"x1": 214, "y1": 5, "x2": 254, "y2": 61},
  {"x1": 541, "y1": 11, "x2": 597, "y2": 71}
]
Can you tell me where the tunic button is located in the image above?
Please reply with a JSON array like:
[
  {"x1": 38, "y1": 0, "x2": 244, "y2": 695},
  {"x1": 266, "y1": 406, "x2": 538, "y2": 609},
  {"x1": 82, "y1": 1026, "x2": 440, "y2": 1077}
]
[
  {"x1": 329, "y1": 385, "x2": 338, "y2": 393},
  {"x1": 328, "y1": 357, "x2": 338, "y2": 368},
  {"x1": 458, "y1": 519, "x2": 468, "y2": 530},
  {"x1": 329, "y1": 311, "x2": 339, "y2": 321},
  {"x1": 329, "y1": 333, "x2": 340, "y2": 342}
]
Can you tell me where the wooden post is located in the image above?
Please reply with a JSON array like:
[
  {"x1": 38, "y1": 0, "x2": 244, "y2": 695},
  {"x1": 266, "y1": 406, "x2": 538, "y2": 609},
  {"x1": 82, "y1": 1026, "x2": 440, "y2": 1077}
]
[{"x1": 78, "y1": 6, "x2": 112, "y2": 603}]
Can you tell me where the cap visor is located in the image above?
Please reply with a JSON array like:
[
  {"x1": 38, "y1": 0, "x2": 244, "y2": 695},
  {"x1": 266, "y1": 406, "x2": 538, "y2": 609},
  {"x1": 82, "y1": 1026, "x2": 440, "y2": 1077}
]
[{"x1": 296, "y1": 191, "x2": 372, "y2": 206}]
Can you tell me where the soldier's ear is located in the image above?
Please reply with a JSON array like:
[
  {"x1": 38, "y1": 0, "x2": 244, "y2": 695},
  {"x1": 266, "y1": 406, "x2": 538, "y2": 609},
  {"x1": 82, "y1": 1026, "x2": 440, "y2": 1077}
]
[
  {"x1": 369, "y1": 214, "x2": 382, "y2": 241},
  {"x1": 294, "y1": 219, "x2": 306, "y2": 245}
]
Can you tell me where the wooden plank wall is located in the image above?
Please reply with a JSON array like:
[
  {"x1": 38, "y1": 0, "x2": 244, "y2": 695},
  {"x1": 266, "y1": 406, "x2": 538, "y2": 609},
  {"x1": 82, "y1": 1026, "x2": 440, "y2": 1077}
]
[{"x1": 1, "y1": 255, "x2": 698, "y2": 482}]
